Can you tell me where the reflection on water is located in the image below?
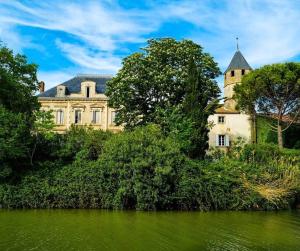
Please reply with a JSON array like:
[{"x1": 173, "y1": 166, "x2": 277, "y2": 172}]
[{"x1": 0, "y1": 210, "x2": 299, "y2": 251}]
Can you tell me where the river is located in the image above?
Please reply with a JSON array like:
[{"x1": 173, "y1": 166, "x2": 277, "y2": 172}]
[{"x1": 0, "y1": 210, "x2": 299, "y2": 250}]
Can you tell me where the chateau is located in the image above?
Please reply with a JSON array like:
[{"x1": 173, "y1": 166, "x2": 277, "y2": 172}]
[
  {"x1": 38, "y1": 49, "x2": 253, "y2": 147},
  {"x1": 38, "y1": 75, "x2": 122, "y2": 133}
]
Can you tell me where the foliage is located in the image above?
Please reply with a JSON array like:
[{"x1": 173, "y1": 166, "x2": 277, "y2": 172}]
[
  {"x1": 29, "y1": 110, "x2": 55, "y2": 165},
  {"x1": 0, "y1": 44, "x2": 40, "y2": 177},
  {"x1": 106, "y1": 38, "x2": 220, "y2": 128},
  {"x1": 234, "y1": 63, "x2": 300, "y2": 148},
  {"x1": 182, "y1": 60, "x2": 220, "y2": 158},
  {"x1": 0, "y1": 43, "x2": 39, "y2": 115},
  {"x1": 0, "y1": 123, "x2": 299, "y2": 211},
  {"x1": 0, "y1": 106, "x2": 29, "y2": 179},
  {"x1": 95, "y1": 125, "x2": 186, "y2": 210},
  {"x1": 256, "y1": 115, "x2": 300, "y2": 148}
]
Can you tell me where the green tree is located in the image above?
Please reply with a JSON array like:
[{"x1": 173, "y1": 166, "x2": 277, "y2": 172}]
[
  {"x1": 29, "y1": 110, "x2": 55, "y2": 165},
  {"x1": 182, "y1": 60, "x2": 220, "y2": 158},
  {"x1": 106, "y1": 38, "x2": 220, "y2": 128},
  {"x1": 235, "y1": 63, "x2": 300, "y2": 148},
  {"x1": 0, "y1": 44, "x2": 39, "y2": 114},
  {"x1": 96, "y1": 125, "x2": 186, "y2": 210},
  {"x1": 0, "y1": 106, "x2": 29, "y2": 179},
  {"x1": 0, "y1": 43, "x2": 40, "y2": 174}
]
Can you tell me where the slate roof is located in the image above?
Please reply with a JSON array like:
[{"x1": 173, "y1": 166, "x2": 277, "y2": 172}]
[
  {"x1": 38, "y1": 74, "x2": 112, "y2": 97},
  {"x1": 225, "y1": 50, "x2": 252, "y2": 73}
]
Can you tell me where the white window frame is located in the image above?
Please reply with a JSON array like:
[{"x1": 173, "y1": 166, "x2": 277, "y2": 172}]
[
  {"x1": 216, "y1": 134, "x2": 229, "y2": 147},
  {"x1": 91, "y1": 109, "x2": 101, "y2": 124},
  {"x1": 56, "y1": 109, "x2": 64, "y2": 125},
  {"x1": 111, "y1": 111, "x2": 117, "y2": 124},
  {"x1": 74, "y1": 109, "x2": 82, "y2": 124}
]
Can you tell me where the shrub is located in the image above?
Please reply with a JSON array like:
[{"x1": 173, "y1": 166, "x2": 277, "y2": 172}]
[{"x1": 95, "y1": 124, "x2": 186, "y2": 210}]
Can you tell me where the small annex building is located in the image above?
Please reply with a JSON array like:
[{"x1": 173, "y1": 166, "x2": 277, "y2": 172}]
[{"x1": 208, "y1": 49, "x2": 253, "y2": 147}]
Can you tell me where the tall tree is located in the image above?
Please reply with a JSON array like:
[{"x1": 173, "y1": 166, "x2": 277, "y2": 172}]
[
  {"x1": 106, "y1": 38, "x2": 220, "y2": 129},
  {"x1": 234, "y1": 63, "x2": 300, "y2": 148},
  {"x1": 182, "y1": 60, "x2": 220, "y2": 158},
  {"x1": 0, "y1": 43, "x2": 40, "y2": 175}
]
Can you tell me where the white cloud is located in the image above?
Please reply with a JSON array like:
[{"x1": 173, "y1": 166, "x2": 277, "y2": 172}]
[
  {"x1": 160, "y1": 0, "x2": 300, "y2": 69},
  {"x1": 56, "y1": 39, "x2": 121, "y2": 72},
  {"x1": 1, "y1": 0, "x2": 300, "y2": 78}
]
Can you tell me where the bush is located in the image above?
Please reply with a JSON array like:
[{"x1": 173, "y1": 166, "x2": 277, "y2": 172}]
[
  {"x1": 0, "y1": 126, "x2": 299, "y2": 211},
  {"x1": 95, "y1": 124, "x2": 186, "y2": 210}
]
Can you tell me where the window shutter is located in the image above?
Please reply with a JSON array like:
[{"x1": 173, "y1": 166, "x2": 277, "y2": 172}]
[
  {"x1": 215, "y1": 135, "x2": 219, "y2": 146},
  {"x1": 225, "y1": 135, "x2": 230, "y2": 146}
]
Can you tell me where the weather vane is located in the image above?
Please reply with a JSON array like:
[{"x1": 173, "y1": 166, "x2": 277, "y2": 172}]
[{"x1": 236, "y1": 37, "x2": 239, "y2": 51}]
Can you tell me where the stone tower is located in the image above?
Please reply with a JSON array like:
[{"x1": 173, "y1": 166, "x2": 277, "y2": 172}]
[{"x1": 224, "y1": 49, "x2": 252, "y2": 110}]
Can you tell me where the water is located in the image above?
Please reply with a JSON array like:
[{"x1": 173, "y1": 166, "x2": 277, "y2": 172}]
[{"x1": 0, "y1": 210, "x2": 299, "y2": 251}]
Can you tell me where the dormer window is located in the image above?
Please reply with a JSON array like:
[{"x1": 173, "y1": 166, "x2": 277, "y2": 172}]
[
  {"x1": 86, "y1": 87, "x2": 90, "y2": 98},
  {"x1": 56, "y1": 85, "x2": 66, "y2": 97},
  {"x1": 241, "y1": 69, "x2": 245, "y2": 75},
  {"x1": 231, "y1": 70, "x2": 235, "y2": 77}
]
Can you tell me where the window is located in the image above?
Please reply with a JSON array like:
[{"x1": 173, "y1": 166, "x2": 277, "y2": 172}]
[
  {"x1": 231, "y1": 70, "x2": 235, "y2": 77},
  {"x1": 56, "y1": 110, "x2": 64, "y2": 125},
  {"x1": 75, "y1": 110, "x2": 81, "y2": 124},
  {"x1": 218, "y1": 116, "x2": 225, "y2": 124},
  {"x1": 241, "y1": 69, "x2": 245, "y2": 75},
  {"x1": 218, "y1": 135, "x2": 225, "y2": 146},
  {"x1": 216, "y1": 135, "x2": 229, "y2": 147},
  {"x1": 56, "y1": 85, "x2": 66, "y2": 97},
  {"x1": 92, "y1": 110, "x2": 101, "y2": 124},
  {"x1": 86, "y1": 87, "x2": 90, "y2": 98},
  {"x1": 111, "y1": 111, "x2": 117, "y2": 124}
]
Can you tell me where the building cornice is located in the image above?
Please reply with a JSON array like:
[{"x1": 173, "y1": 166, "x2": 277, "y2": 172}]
[{"x1": 38, "y1": 97, "x2": 109, "y2": 101}]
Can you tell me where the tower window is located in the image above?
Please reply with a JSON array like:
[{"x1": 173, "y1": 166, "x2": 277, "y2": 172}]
[
  {"x1": 231, "y1": 70, "x2": 235, "y2": 77},
  {"x1": 218, "y1": 116, "x2": 225, "y2": 124},
  {"x1": 86, "y1": 87, "x2": 90, "y2": 98},
  {"x1": 241, "y1": 69, "x2": 245, "y2": 75}
]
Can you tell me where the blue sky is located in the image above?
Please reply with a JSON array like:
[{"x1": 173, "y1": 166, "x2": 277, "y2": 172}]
[{"x1": 1, "y1": 0, "x2": 300, "y2": 90}]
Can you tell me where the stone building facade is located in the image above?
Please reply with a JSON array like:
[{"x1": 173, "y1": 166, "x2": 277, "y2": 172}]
[{"x1": 38, "y1": 74, "x2": 122, "y2": 133}]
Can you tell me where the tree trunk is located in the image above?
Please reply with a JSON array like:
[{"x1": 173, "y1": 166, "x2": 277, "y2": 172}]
[
  {"x1": 251, "y1": 112, "x2": 257, "y2": 144},
  {"x1": 277, "y1": 123, "x2": 283, "y2": 149}
]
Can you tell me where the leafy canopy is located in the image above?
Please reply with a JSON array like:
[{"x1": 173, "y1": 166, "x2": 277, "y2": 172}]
[
  {"x1": 0, "y1": 43, "x2": 39, "y2": 114},
  {"x1": 235, "y1": 62, "x2": 300, "y2": 148},
  {"x1": 106, "y1": 38, "x2": 220, "y2": 128}
]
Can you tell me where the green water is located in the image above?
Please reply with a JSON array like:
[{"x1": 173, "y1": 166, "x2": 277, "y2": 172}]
[{"x1": 0, "y1": 210, "x2": 299, "y2": 251}]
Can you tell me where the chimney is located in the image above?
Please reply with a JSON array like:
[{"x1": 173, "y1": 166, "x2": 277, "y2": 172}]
[{"x1": 39, "y1": 81, "x2": 45, "y2": 93}]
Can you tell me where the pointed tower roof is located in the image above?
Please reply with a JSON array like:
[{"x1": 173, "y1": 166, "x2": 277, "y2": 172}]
[{"x1": 225, "y1": 50, "x2": 252, "y2": 73}]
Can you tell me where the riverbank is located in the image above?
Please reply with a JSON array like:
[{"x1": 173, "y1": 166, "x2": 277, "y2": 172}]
[{"x1": 1, "y1": 126, "x2": 299, "y2": 210}]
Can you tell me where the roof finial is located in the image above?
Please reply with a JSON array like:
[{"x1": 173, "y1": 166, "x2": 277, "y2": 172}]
[{"x1": 236, "y1": 37, "x2": 239, "y2": 51}]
